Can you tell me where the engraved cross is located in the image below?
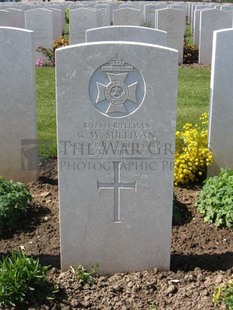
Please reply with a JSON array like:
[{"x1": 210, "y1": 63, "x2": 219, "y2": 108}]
[{"x1": 97, "y1": 161, "x2": 136, "y2": 223}]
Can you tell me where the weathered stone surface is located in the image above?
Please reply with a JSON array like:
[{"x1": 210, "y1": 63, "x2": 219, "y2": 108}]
[
  {"x1": 0, "y1": 27, "x2": 38, "y2": 182},
  {"x1": 56, "y1": 41, "x2": 178, "y2": 274}
]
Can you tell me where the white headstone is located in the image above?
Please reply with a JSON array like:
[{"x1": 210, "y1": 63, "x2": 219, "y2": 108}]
[
  {"x1": 69, "y1": 8, "x2": 99, "y2": 44},
  {"x1": 199, "y1": 9, "x2": 232, "y2": 65},
  {"x1": 8, "y1": 8, "x2": 24, "y2": 28},
  {"x1": 86, "y1": 25, "x2": 167, "y2": 46},
  {"x1": 56, "y1": 41, "x2": 178, "y2": 274},
  {"x1": 193, "y1": 8, "x2": 210, "y2": 46},
  {"x1": 191, "y1": 4, "x2": 207, "y2": 32},
  {"x1": 155, "y1": 8, "x2": 185, "y2": 64},
  {"x1": 48, "y1": 8, "x2": 63, "y2": 40},
  {"x1": 208, "y1": 29, "x2": 233, "y2": 175},
  {"x1": 143, "y1": 4, "x2": 166, "y2": 27},
  {"x1": 0, "y1": 27, "x2": 38, "y2": 182},
  {"x1": 94, "y1": 4, "x2": 112, "y2": 27},
  {"x1": 221, "y1": 5, "x2": 233, "y2": 12},
  {"x1": 25, "y1": 8, "x2": 53, "y2": 63},
  {"x1": 0, "y1": 10, "x2": 10, "y2": 26},
  {"x1": 113, "y1": 8, "x2": 140, "y2": 26}
]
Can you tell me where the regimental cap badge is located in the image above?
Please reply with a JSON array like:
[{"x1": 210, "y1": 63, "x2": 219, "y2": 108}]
[{"x1": 89, "y1": 54, "x2": 146, "y2": 118}]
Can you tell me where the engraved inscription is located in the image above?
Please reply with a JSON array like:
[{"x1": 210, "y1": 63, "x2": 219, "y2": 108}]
[
  {"x1": 167, "y1": 14, "x2": 175, "y2": 23},
  {"x1": 89, "y1": 54, "x2": 146, "y2": 118},
  {"x1": 97, "y1": 161, "x2": 136, "y2": 222}
]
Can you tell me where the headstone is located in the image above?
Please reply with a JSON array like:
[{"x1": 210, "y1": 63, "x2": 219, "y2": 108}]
[
  {"x1": 86, "y1": 25, "x2": 167, "y2": 47},
  {"x1": 208, "y1": 29, "x2": 233, "y2": 175},
  {"x1": 113, "y1": 8, "x2": 140, "y2": 26},
  {"x1": 94, "y1": 4, "x2": 112, "y2": 27},
  {"x1": 8, "y1": 8, "x2": 24, "y2": 28},
  {"x1": 0, "y1": 27, "x2": 38, "y2": 182},
  {"x1": 155, "y1": 8, "x2": 185, "y2": 64},
  {"x1": 192, "y1": 5, "x2": 207, "y2": 33},
  {"x1": 170, "y1": 4, "x2": 185, "y2": 11},
  {"x1": 199, "y1": 9, "x2": 232, "y2": 65},
  {"x1": 221, "y1": 5, "x2": 233, "y2": 12},
  {"x1": 119, "y1": 3, "x2": 136, "y2": 9},
  {"x1": 193, "y1": 8, "x2": 210, "y2": 46},
  {"x1": 0, "y1": 10, "x2": 10, "y2": 26},
  {"x1": 69, "y1": 8, "x2": 99, "y2": 44},
  {"x1": 25, "y1": 8, "x2": 53, "y2": 63},
  {"x1": 47, "y1": 7, "x2": 63, "y2": 40},
  {"x1": 56, "y1": 41, "x2": 178, "y2": 274},
  {"x1": 143, "y1": 4, "x2": 166, "y2": 27}
]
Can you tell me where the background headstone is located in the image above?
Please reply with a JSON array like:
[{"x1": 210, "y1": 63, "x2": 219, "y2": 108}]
[
  {"x1": 25, "y1": 8, "x2": 53, "y2": 63},
  {"x1": 155, "y1": 8, "x2": 185, "y2": 63},
  {"x1": 113, "y1": 8, "x2": 140, "y2": 26},
  {"x1": 8, "y1": 8, "x2": 25, "y2": 28},
  {"x1": 69, "y1": 8, "x2": 99, "y2": 44},
  {"x1": 199, "y1": 9, "x2": 232, "y2": 65},
  {"x1": 86, "y1": 25, "x2": 167, "y2": 46},
  {"x1": 143, "y1": 3, "x2": 167, "y2": 27},
  {"x1": 208, "y1": 29, "x2": 233, "y2": 175},
  {"x1": 94, "y1": 4, "x2": 112, "y2": 27},
  {"x1": 0, "y1": 10, "x2": 10, "y2": 26},
  {"x1": 0, "y1": 27, "x2": 38, "y2": 182}
]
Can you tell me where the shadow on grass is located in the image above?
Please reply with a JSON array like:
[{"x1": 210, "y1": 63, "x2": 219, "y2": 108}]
[{"x1": 171, "y1": 252, "x2": 233, "y2": 272}]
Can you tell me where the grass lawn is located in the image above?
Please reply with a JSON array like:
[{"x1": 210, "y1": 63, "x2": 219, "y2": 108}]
[
  {"x1": 177, "y1": 66, "x2": 211, "y2": 130},
  {"x1": 36, "y1": 66, "x2": 211, "y2": 157}
]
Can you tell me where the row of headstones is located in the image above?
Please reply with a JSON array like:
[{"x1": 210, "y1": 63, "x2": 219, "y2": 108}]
[
  {"x1": 186, "y1": 2, "x2": 233, "y2": 64},
  {"x1": 0, "y1": 25, "x2": 232, "y2": 273},
  {"x1": 0, "y1": 1, "x2": 184, "y2": 29},
  {"x1": 0, "y1": 4, "x2": 186, "y2": 64},
  {"x1": 0, "y1": 5, "x2": 65, "y2": 62},
  {"x1": 3, "y1": 1, "x2": 233, "y2": 65},
  {"x1": 70, "y1": 7, "x2": 186, "y2": 63}
]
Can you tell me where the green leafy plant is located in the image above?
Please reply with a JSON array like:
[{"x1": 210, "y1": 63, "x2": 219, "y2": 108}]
[
  {"x1": 184, "y1": 21, "x2": 192, "y2": 43},
  {"x1": 0, "y1": 251, "x2": 58, "y2": 308},
  {"x1": 72, "y1": 263, "x2": 99, "y2": 285},
  {"x1": 183, "y1": 39, "x2": 198, "y2": 64},
  {"x1": 65, "y1": 8, "x2": 69, "y2": 25},
  {"x1": 0, "y1": 177, "x2": 32, "y2": 235},
  {"x1": 213, "y1": 280, "x2": 233, "y2": 309},
  {"x1": 195, "y1": 168, "x2": 233, "y2": 228}
]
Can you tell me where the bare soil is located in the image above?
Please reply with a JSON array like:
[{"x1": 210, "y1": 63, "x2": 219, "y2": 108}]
[{"x1": 1, "y1": 158, "x2": 233, "y2": 310}]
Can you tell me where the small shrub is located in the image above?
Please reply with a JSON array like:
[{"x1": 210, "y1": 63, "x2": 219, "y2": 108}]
[
  {"x1": 72, "y1": 263, "x2": 99, "y2": 285},
  {"x1": 183, "y1": 39, "x2": 198, "y2": 64},
  {"x1": 195, "y1": 168, "x2": 233, "y2": 228},
  {"x1": 0, "y1": 177, "x2": 32, "y2": 235},
  {"x1": 0, "y1": 251, "x2": 58, "y2": 308},
  {"x1": 174, "y1": 113, "x2": 213, "y2": 186},
  {"x1": 37, "y1": 36, "x2": 69, "y2": 66},
  {"x1": 213, "y1": 280, "x2": 233, "y2": 309}
]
